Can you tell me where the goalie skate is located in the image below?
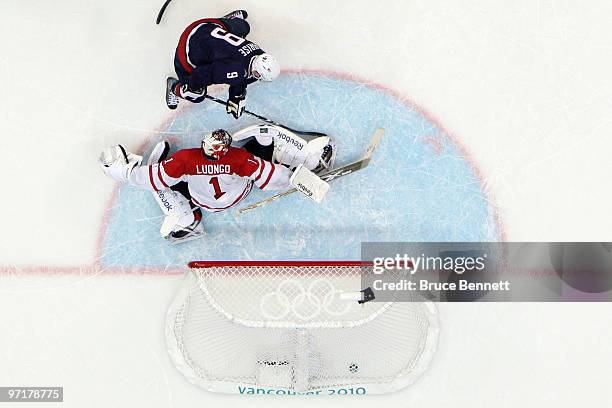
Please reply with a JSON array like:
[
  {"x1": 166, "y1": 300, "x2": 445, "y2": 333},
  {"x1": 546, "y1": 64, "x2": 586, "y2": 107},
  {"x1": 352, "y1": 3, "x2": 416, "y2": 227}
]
[{"x1": 165, "y1": 208, "x2": 204, "y2": 245}]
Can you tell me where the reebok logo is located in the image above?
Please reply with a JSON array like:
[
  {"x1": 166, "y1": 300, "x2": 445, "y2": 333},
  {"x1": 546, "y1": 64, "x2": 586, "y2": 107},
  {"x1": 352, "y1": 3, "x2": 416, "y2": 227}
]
[{"x1": 158, "y1": 191, "x2": 173, "y2": 210}]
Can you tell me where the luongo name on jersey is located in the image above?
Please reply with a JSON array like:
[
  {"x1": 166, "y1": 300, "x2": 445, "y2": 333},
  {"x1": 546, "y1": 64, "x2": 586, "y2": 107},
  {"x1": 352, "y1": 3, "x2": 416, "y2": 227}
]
[{"x1": 129, "y1": 147, "x2": 291, "y2": 212}]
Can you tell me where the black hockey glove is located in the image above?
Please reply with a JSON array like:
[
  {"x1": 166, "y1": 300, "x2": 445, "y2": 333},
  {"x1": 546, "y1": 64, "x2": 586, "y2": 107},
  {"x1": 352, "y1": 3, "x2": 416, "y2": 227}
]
[{"x1": 226, "y1": 91, "x2": 246, "y2": 119}]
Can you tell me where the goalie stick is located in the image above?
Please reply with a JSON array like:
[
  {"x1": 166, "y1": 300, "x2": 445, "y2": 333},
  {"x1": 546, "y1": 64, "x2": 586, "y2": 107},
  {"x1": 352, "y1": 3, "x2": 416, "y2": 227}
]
[{"x1": 236, "y1": 128, "x2": 384, "y2": 215}]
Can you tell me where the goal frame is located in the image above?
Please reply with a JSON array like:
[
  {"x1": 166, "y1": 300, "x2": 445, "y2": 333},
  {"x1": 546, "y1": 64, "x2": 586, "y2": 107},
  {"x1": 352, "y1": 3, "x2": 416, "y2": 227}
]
[
  {"x1": 166, "y1": 260, "x2": 439, "y2": 395},
  {"x1": 188, "y1": 260, "x2": 372, "y2": 268}
]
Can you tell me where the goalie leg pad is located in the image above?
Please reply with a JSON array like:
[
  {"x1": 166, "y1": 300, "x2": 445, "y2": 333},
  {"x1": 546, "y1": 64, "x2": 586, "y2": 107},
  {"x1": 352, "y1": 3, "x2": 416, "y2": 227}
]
[
  {"x1": 147, "y1": 141, "x2": 204, "y2": 241},
  {"x1": 268, "y1": 127, "x2": 334, "y2": 174},
  {"x1": 153, "y1": 186, "x2": 203, "y2": 239}
]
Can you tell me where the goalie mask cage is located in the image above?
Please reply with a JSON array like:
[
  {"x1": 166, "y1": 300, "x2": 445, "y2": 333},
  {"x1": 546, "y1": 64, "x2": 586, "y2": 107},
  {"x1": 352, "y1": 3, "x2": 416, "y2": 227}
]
[{"x1": 166, "y1": 261, "x2": 439, "y2": 395}]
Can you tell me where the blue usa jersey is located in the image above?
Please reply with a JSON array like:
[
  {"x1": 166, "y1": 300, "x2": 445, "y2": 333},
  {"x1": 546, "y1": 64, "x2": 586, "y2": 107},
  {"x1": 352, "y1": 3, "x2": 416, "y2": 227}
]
[{"x1": 174, "y1": 18, "x2": 264, "y2": 99}]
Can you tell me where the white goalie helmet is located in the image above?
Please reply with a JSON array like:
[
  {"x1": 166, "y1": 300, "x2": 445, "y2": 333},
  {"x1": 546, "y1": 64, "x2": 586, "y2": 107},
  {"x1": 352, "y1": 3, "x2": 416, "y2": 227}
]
[
  {"x1": 251, "y1": 53, "x2": 280, "y2": 81},
  {"x1": 202, "y1": 129, "x2": 232, "y2": 160}
]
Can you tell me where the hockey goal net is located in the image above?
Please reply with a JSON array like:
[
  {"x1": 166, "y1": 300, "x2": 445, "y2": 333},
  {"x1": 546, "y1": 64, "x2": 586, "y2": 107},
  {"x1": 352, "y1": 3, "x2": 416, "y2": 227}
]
[{"x1": 166, "y1": 261, "x2": 439, "y2": 395}]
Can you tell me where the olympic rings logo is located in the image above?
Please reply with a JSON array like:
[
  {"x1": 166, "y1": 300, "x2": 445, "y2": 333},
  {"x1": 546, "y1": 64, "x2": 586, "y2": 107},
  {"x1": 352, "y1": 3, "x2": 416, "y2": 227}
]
[{"x1": 259, "y1": 279, "x2": 354, "y2": 321}]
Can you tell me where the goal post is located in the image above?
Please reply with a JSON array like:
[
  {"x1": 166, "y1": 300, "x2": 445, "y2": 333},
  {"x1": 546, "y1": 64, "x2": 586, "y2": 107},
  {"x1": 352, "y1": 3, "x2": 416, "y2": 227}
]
[{"x1": 166, "y1": 261, "x2": 439, "y2": 395}]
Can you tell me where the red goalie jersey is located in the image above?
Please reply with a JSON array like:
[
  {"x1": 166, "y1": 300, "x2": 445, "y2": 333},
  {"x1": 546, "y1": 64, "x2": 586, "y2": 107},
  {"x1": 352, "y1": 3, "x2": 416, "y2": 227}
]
[{"x1": 130, "y1": 146, "x2": 291, "y2": 212}]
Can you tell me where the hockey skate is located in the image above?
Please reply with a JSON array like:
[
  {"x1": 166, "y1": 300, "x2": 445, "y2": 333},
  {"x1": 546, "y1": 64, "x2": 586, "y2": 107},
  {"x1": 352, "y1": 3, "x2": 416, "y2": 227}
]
[
  {"x1": 166, "y1": 208, "x2": 204, "y2": 245},
  {"x1": 166, "y1": 77, "x2": 179, "y2": 110},
  {"x1": 222, "y1": 10, "x2": 248, "y2": 19},
  {"x1": 313, "y1": 143, "x2": 335, "y2": 174}
]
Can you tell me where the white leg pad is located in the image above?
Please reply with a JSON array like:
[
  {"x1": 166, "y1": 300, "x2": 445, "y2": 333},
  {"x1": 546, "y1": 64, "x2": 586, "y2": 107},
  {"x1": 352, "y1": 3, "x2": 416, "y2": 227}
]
[
  {"x1": 147, "y1": 141, "x2": 195, "y2": 237},
  {"x1": 153, "y1": 189, "x2": 195, "y2": 237}
]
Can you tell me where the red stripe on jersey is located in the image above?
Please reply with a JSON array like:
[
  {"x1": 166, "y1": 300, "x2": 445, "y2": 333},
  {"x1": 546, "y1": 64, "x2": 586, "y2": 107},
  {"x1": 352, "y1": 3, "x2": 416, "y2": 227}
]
[
  {"x1": 191, "y1": 182, "x2": 252, "y2": 211},
  {"x1": 177, "y1": 18, "x2": 228, "y2": 74},
  {"x1": 254, "y1": 159, "x2": 265, "y2": 181},
  {"x1": 157, "y1": 164, "x2": 170, "y2": 188},
  {"x1": 190, "y1": 196, "x2": 206, "y2": 207},
  {"x1": 259, "y1": 162, "x2": 276, "y2": 189},
  {"x1": 149, "y1": 165, "x2": 159, "y2": 192}
]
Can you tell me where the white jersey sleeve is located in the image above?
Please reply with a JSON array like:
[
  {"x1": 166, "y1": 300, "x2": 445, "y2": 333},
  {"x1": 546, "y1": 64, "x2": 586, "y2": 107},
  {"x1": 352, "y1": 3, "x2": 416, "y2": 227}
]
[
  {"x1": 243, "y1": 155, "x2": 292, "y2": 191},
  {"x1": 128, "y1": 160, "x2": 185, "y2": 191}
]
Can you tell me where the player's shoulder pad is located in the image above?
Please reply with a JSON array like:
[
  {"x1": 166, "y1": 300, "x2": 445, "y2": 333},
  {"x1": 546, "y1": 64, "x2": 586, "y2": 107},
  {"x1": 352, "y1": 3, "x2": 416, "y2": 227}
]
[
  {"x1": 226, "y1": 146, "x2": 252, "y2": 158},
  {"x1": 164, "y1": 148, "x2": 202, "y2": 163},
  {"x1": 225, "y1": 146, "x2": 260, "y2": 173},
  {"x1": 226, "y1": 146, "x2": 258, "y2": 163}
]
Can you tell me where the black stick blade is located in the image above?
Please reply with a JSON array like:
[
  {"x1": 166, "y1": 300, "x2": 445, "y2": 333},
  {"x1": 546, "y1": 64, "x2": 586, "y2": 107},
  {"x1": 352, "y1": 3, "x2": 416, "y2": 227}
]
[{"x1": 156, "y1": 0, "x2": 172, "y2": 24}]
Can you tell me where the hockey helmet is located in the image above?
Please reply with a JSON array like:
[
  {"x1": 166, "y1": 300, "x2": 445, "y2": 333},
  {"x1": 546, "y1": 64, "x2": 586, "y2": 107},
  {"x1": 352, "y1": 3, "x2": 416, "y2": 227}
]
[
  {"x1": 202, "y1": 129, "x2": 232, "y2": 160},
  {"x1": 251, "y1": 53, "x2": 280, "y2": 81}
]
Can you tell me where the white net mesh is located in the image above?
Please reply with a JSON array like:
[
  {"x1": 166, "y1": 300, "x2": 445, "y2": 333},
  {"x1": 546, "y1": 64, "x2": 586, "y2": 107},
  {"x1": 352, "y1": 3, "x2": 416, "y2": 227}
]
[{"x1": 166, "y1": 262, "x2": 439, "y2": 394}]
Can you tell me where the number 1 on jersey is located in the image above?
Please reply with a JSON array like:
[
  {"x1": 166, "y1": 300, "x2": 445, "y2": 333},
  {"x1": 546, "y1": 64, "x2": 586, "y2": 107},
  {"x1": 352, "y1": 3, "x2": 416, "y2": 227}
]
[{"x1": 209, "y1": 177, "x2": 226, "y2": 200}]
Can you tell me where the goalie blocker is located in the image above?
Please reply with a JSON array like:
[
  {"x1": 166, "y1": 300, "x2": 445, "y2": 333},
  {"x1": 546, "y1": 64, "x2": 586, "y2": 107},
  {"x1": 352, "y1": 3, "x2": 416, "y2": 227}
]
[{"x1": 290, "y1": 165, "x2": 330, "y2": 203}]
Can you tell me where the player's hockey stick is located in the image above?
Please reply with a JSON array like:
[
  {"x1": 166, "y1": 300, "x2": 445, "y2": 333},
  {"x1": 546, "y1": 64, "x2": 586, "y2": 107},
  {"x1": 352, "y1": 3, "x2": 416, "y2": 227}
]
[
  {"x1": 156, "y1": 0, "x2": 172, "y2": 24},
  {"x1": 204, "y1": 95, "x2": 327, "y2": 137},
  {"x1": 236, "y1": 128, "x2": 384, "y2": 215}
]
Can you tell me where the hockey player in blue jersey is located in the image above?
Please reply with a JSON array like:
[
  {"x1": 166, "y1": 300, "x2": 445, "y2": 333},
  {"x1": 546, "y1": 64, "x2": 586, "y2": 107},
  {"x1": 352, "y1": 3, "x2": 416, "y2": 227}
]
[{"x1": 165, "y1": 10, "x2": 280, "y2": 119}]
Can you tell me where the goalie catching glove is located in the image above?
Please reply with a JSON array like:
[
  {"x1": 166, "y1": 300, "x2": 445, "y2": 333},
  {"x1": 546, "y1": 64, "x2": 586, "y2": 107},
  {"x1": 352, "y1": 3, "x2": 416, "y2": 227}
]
[{"x1": 99, "y1": 145, "x2": 142, "y2": 183}]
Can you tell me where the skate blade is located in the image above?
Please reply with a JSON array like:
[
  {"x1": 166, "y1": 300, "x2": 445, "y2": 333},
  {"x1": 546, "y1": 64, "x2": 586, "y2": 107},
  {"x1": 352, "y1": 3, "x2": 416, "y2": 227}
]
[
  {"x1": 165, "y1": 229, "x2": 205, "y2": 245},
  {"x1": 165, "y1": 220, "x2": 205, "y2": 245}
]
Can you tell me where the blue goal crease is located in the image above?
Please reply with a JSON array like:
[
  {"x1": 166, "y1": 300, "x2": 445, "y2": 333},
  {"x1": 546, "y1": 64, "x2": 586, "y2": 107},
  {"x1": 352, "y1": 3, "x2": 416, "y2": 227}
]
[{"x1": 99, "y1": 74, "x2": 500, "y2": 268}]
